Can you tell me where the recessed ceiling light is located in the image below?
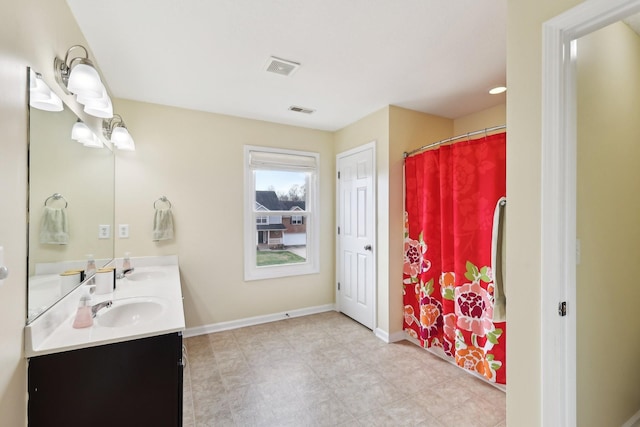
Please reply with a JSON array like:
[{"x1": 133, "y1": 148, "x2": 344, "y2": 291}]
[{"x1": 489, "y1": 86, "x2": 507, "y2": 95}]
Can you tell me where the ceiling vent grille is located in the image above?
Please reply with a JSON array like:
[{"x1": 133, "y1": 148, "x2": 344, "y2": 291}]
[
  {"x1": 288, "y1": 105, "x2": 315, "y2": 114},
  {"x1": 265, "y1": 56, "x2": 300, "y2": 77}
]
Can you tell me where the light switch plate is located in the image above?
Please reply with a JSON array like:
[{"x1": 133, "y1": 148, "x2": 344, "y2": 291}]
[
  {"x1": 119, "y1": 224, "x2": 129, "y2": 238},
  {"x1": 98, "y1": 225, "x2": 111, "y2": 239}
]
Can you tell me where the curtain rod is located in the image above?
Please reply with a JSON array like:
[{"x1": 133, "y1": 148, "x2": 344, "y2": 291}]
[{"x1": 403, "y1": 124, "x2": 506, "y2": 158}]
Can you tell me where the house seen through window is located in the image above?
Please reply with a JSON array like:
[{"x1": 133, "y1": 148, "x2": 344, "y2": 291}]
[
  {"x1": 244, "y1": 146, "x2": 319, "y2": 281},
  {"x1": 255, "y1": 170, "x2": 307, "y2": 266}
]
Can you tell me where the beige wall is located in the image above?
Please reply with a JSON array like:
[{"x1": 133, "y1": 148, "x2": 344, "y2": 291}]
[
  {"x1": 113, "y1": 99, "x2": 335, "y2": 327},
  {"x1": 0, "y1": 0, "x2": 99, "y2": 424},
  {"x1": 576, "y1": 21, "x2": 640, "y2": 427},
  {"x1": 454, "y1": 103, "x2": 506, "y2": 135},
  {"x1": 507, "y1": 0, "x2": 583, "y2": 425}
]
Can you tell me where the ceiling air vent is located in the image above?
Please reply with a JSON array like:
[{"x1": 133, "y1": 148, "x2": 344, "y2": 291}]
[
  {"x1": 265, "y1": 56, "x2": 300, "y2": 77},
  {"x1": 288, "y1": 105, "x2": 315, "y2": 114}
]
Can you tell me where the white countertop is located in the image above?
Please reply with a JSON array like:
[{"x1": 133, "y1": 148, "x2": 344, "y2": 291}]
[{"x1": 25, "y1": 256, "x2": 185, "y2": 358}]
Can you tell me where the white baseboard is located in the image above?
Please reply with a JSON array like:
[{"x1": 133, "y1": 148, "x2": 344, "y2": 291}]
[
  {"x1": 183, "y1": 304, "x2": 336, "y2": 338},
  {"x1": 622, "y1": 409, "x2": 640, "y2": 427},
  {"x1": 374, "y1": 328, "x2": 406, "y2": 343},
  {"x1": 374, "y1": 328, "x2": 389, "y2": 342}
]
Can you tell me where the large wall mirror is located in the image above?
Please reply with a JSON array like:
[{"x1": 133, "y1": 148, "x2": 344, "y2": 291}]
[{"x1": 27, "y1": 68, "x2": 114, "y2": 323}]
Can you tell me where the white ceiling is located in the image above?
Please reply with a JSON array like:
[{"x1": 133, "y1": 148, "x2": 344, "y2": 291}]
[{"x1": 65, "y1": 0, "x2": 507, "y2": 131}]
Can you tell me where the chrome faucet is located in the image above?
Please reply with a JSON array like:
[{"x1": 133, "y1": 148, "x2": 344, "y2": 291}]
[
  {"x1": 91, "y1": 300, "x2": 112, "y2": 317},
  {"x1": 116, "y1": 268, "x2": 135, "y2": 279}
]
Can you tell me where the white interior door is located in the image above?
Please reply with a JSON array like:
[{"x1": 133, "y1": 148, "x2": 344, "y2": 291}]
[
  {"x1": 542, "y1": 1, "x2": 640, "y2": 424},
  {"x1": 337, "y1": 143, "x2": 375, "y2": 329}
]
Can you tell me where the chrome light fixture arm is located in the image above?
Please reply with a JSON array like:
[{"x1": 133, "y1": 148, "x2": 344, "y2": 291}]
[
  {"x1": 103, "y1": 114, "x2": 136, "y2": 151},
  {"x1": 102, "y1": 114, "x2": 126, "y2": 140},
  {"x1": 54, "y1": 45, "x2": 93, "y2": 95}
]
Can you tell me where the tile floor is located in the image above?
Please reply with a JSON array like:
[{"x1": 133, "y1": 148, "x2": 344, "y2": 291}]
[{"x1": 182, "y1": 311, "x2": 506, "y2": 427}]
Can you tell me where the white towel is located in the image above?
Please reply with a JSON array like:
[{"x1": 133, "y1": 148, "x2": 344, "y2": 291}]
[
  {"x1": 39, "y1": 206, "x2": 69, "y2": 245},
  {"x1": 152, "y1": 208, "x2": 174, "y2": 241},
  {"x1": 491, "y1": 197, "x2": 506, "y2": 322}
]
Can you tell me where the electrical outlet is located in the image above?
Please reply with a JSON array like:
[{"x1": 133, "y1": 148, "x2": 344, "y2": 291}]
[
  {"x1": 119, "y1": 224, "x2": 129, "y2": 238},
  {"x1": 98, "y1": 225, "x2": 111, "y2": 239}
]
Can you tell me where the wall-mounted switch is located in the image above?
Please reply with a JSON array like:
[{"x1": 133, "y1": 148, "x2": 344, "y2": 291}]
[
  {"x1": 119, "y1": 224, "x2": 129, "y2": 239},
  {"x1": 98, "y1": 225, "x2": 111, "y2": 239}
]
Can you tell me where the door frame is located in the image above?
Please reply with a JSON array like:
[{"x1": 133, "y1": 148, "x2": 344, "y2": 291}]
[
  {"x1": 541, "y1": 0, "x2": 640, "y2": 425},
  {"x1": 335, "y1": 141, "x2": 377, "y2": 331}
]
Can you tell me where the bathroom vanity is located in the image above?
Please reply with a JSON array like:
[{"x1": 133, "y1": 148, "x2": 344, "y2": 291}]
[
  {"x1": 28, "y1": 332, "x2": 183, "y2": 426},
  {"x1": 24, "y1": 257, "x2": 185, "y2": 427}
]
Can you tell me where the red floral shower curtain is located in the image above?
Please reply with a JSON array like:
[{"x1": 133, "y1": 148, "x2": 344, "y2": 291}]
[{"x1": 403, "y1": 132, "x2": 506, "y2": 384}]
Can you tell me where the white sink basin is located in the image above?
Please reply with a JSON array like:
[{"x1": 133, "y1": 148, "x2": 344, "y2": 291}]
[
  {"x1": 124, "y1": 271, "x2": 166, "y2": 282},
  {"x1": 96, "y1": 297, "x2": 166, "y2": 328}
]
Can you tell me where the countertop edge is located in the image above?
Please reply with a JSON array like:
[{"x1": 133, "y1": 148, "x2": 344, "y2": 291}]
[{"x1": 25, "y1": 325, "x2": 186, "y2": 358}]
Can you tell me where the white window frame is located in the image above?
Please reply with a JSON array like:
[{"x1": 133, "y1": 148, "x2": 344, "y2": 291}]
[
  {"x1": 256, "y1": 216, "x2": 268, "y2": 224},
  {"x1": 291, "y1": 215, "x2": 303, "y2": 225},
  {"x1": 243, "y1": 145, "x2": 320, "y2": 281}
]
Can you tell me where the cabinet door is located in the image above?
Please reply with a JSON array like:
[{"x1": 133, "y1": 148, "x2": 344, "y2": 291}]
[{"x1": 28, "y1": 333, "x2": 183, "y2": 427}]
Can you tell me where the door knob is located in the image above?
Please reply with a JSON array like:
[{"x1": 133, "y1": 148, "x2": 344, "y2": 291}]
[{"x1": 364, "y1": 244, "x2": 372, "y2": 251}]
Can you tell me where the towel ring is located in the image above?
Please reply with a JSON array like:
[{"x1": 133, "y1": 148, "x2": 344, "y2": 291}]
[
  {"x1": 154, "y1": 196, "x2": 172, "y2": 209},
  {"x1": 44, "y1": 193, "x2": 68, "y2": 208}
]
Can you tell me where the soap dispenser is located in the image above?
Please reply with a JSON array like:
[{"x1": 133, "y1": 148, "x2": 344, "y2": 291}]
[
  {"x1": 85, "y1": 254, "x2": 96, "y2": 278},
  {"x1": 122, "y1": 252, "x2": 132, "y2": 271},
  {"x1": 72, "y1": 289, "x2": 93, "y2": 329}
]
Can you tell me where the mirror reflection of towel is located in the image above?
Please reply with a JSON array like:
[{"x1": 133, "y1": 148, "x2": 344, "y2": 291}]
[
  {"x1": 40, "y1": 206, "x2": 69, "y2": 245},
  {"x1": 152, "y1": 208, "x2": 174, "y2": 241}
]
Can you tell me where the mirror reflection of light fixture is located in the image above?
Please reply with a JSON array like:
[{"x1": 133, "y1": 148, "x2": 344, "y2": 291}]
[
  {"x1": 78, "y1": 88, "x2": 113, "y2": 118},
  {"x1": 71, "y1": 119, "x2": 92, "y2": 141},
  {"x1": 54, "y1": 45, "x2": 113, "y2": 119},
  {"x1": 103, "y1": 114, "x2": 135, "y2": 151},
  {"x1": 29, "y1": 70, "x2": 63, "y2": 112},
  {"x1": 71, "y1": 119, "x2": 103, "y2": 148},
  {"x1": 82, "y1": 133, "x2": 103, "y2": 148}
]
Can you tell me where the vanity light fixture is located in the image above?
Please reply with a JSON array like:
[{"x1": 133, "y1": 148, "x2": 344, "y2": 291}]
[
  {"x1": 103, "y1": 114, "x2": 135, "y2": 151},
  {"x1": 79, "y1": 87, "x2": 113, "y2": 119},
  {"x1": 71, "y1": 119, "x2": 92, "y2": 141},
  {"x1": 29, "y1": 70, "x2": 63, "y2": 112},
  {"x1": 54, "y1": 45, "x2": 113, "y2": 119},
  {"x1": 71, "y1": 119, "x2": 103, "y2": 148}
]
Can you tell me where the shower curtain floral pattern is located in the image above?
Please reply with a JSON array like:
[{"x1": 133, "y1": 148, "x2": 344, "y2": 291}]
[{"x1": 403, "y1": 132, "x2": 506, "y2": 384}]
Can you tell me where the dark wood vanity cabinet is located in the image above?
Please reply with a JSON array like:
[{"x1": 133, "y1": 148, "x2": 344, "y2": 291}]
[{"x1": 28, "y1": 332, "x2": 183, "y2": 427}]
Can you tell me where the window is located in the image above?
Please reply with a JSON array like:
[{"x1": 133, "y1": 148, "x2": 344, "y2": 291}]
[{"x1": 244, "y1": 145, "x2": 319, "y2": 281}]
